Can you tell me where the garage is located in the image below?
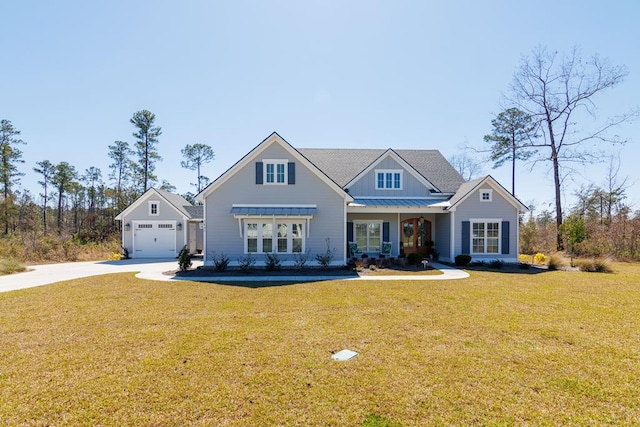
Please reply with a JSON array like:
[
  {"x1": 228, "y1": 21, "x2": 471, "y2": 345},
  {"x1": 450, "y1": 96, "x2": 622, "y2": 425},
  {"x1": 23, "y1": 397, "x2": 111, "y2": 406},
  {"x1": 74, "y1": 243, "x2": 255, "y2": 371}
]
[{"x1": 132, "y1": 221, "x2": 177, "y2": 258}]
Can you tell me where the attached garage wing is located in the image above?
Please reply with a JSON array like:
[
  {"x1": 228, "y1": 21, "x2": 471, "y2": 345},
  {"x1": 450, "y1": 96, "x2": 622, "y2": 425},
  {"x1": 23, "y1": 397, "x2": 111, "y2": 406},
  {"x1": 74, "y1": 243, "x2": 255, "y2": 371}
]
[{"x1": 132, "y1": 221, "x2": 178, "y2": 258}]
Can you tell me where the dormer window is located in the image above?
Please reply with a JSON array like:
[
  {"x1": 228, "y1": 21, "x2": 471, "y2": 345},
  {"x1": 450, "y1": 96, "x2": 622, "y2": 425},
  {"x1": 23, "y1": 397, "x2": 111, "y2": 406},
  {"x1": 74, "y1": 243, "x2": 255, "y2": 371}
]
[
  {"x1": 263, "y1": 159, "x2": 288, "y2": 185},
  {"x1": 149, "y1": 201, "x2": 159, "y2": 215},
  {"x1": 480, "y1": 189, "x2": 493, "y2": 202},
  {"x1": 375, "y1": 169, "x2": 402, "y2": 190}
]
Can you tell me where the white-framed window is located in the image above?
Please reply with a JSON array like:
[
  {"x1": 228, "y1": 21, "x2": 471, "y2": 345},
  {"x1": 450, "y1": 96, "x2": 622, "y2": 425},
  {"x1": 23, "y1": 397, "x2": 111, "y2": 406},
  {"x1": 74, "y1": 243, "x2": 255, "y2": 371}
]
[
  {"x1": 149, "y1": 201, "x2": 159, "y2": 216},
  {"x1": 479, "y1": 189, "x2": 493, "y2": 202},
  {"x1": 354, "y1": 220, "x2": 382, "y2": 252},
  {"x1": 264, "y1": 159, "x2": 288, "y2": 185},
  {"x1": 471, "y1": 219, "x2": 500, "y2": 254},
  {"x1": 245, "y1": 220, "x2": 304, "y2": 253},
  {"x1": 375, "y1": 169, "x2": 402, "y2": 190}
]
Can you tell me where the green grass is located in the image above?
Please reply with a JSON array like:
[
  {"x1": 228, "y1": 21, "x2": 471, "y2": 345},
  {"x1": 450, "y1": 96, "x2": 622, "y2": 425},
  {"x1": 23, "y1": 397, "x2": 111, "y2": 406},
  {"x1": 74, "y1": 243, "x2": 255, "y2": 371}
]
[{"x1": 2, "y1": 264, "x2": 640, "y2": 425}]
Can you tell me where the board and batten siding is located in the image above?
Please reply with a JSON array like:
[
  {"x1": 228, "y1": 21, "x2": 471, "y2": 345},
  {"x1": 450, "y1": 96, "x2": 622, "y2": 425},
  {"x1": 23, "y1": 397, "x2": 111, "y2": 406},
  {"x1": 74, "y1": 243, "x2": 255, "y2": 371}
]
[
  {"x1": 453, "y1": 187, "x2": 519, "y2": 262},
  {"x1": 346, "y1": 157, "x2": 432, "y2": 198},
  {"x1": 204, "y1": 143, "x2": 347, "y2": 265}
]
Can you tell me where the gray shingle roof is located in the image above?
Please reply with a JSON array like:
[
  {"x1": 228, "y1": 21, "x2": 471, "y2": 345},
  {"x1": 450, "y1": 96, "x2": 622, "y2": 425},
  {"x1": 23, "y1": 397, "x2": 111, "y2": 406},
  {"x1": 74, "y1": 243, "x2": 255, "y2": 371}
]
[
  {"x1": 156, "y1": 189, "x2": 203, "y2": 219},
  {"x1": 183, "y1": 205, "x2": 203, "y2": 219},
  {"x1": 297, "y1": 148, "x2": 465, "y2": 193}
]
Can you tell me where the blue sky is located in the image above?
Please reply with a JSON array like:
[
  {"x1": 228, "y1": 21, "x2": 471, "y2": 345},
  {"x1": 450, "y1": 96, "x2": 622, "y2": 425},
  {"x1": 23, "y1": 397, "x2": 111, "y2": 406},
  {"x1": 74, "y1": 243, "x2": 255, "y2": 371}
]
[{"x1": 2, "y1": 1, "x2": 639, "y2": 213}]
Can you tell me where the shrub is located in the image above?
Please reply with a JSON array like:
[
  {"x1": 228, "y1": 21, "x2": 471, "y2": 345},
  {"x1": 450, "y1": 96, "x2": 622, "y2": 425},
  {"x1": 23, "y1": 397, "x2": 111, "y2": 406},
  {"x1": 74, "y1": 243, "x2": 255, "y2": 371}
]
[
  {"x1": 107, "y1": 252, "x2": 122, "y2": 261},
  {"x1": 212, "y1": 252, "x2": 230, "y2": 272},
  {"x1": 518, "y1": 254, "x2": 531, "y2": 264},
  {"x1": 455, "y1": 254, "x2": 472, "y2": 266},
  {"x1": 575, "y1": 258, "x2": 613, "y2": 273},
  {"x1": 0, "y1": 259, "x2": 26, "y2": 275},
  {"x1": 264, "y1": 252, "x2": 281, "y2": 271},
  {"x1": 237, "y1": 253, "x2": 256, "y2": 272},
  {"x1": 407, "y1": 252, "x2": 422, "y2": 266},
  {"x1": 547, "y1": 253, "x2": 565, "y2": 271},
  {"x1": 533, "y1": 252, "x2": 547, "y2": 264},
  {"x1": 177, "y1": 245, "x2": 192, "y2": 271},
  {"x1": 488, "y1": 259, "x2": 504, "y2": 269},
  {"x1": 315, "y1": 238, "x2": 335, "y2": 269},
  {"x1": 369, "y1": 264, "x2": 377, "y2": 271},
  {"x1": 293, "y1": 249, "x2": 310, "y2": 270}
]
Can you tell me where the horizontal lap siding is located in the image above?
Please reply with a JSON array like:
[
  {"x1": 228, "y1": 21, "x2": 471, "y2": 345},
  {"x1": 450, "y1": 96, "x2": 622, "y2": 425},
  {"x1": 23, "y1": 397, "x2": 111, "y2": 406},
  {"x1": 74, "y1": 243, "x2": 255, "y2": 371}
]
[
  {"x1": 122, "y1": 197, "x2": 185, "y2": 255},
  {"x1": 205, "y1": 144, "x2": 346, "y2": 264},
  {"x1": 453, "y1": 187, "x2": 518, "y2": 259},
  {"x1": 434, "y1": 215, "x2": 451, "y2": 262}
]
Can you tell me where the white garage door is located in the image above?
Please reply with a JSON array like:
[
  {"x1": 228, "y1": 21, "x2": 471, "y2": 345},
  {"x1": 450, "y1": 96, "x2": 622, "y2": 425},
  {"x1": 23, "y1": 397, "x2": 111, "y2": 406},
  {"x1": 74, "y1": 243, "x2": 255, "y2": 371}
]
[{"x1": 133, "y1": 222, "x2": 177, "y2": 258}]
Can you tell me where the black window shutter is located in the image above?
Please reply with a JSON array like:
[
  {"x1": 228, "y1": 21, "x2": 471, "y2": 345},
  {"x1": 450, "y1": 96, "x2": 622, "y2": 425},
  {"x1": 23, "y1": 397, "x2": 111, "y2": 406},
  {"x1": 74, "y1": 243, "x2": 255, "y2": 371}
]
[
  {"x1": 383, "y1": 222, "x2": 390, "y2": 241},
  {"x1": 501, "y1": 221, "x2": 510, "y2": 255},
  {"x1": 461, "y1": 221, "x2": 470, "y2": 254},
  {"x1": 255, "y1": 162, "x2": 263, "y2": 184},
  {"x1": 347, "y1": 222, "x2": 353, "y2": 242},
  {"x1": 288, "y1": 162, "x2": 295, "y2": 185}
]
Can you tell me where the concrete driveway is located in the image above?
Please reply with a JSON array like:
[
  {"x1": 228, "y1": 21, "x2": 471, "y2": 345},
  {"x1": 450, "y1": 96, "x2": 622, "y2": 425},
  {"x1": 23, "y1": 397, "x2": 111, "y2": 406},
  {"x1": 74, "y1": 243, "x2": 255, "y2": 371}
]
[
  {"x1": 0, "y1": 258, "x2": 203, "y2": 293},
  {"x1": 0, "y1": 259, "x2": 469, "y2": 293}
]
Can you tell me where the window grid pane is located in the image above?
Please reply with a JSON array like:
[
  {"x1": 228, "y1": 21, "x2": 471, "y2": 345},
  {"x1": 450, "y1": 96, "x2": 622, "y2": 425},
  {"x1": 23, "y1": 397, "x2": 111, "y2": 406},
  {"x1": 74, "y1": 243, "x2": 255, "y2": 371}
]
[
  {"x1": 377, "y1": 173, "x2": 384, "y2": 189},
  {"x1": 277, "y1": 223, "x2": 288, "y2": 252},
  {"x1": 262, "y1": 223, "x2": 273, "y2": 252},
  {"x1": 266, "y1": 164, "x2": 274, "y2": 183},
  {"x1": 277, "y1": 163, "x2": 285, "y2": 183},
  {"x1": 393, "y1": 173, "x2": 401, "y2": 188},
  {"x1": 247, "y1": 223, "x2": 258, "y2": 253},
  {"x1": 385, "y1": 173, "x2": 392, "y2": 188}
]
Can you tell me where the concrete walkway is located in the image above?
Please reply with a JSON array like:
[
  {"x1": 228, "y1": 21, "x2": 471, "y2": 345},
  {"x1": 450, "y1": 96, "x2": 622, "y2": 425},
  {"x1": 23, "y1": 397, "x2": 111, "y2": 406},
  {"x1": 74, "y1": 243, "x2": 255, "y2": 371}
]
[{"x1": 0, "y1": 259, "x2": 468, "y2": 293}]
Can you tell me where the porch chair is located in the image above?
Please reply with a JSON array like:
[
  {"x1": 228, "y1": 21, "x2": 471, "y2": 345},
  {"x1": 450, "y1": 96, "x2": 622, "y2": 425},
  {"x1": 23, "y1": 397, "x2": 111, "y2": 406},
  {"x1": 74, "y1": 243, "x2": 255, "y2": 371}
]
[
  {"x1": 381, "y1": 241, "x2": 392, "y2": 256},
  {"x1": 349, "y1": 242, "x2": 361, "y2": 258}
]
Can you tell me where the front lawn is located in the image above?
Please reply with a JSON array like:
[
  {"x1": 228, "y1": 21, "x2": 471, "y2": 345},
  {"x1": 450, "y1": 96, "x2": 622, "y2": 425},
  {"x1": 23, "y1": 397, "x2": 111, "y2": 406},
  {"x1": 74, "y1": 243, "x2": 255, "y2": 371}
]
[{"x1": 1, "y1": 264, "x2": 640, "y2": 425}]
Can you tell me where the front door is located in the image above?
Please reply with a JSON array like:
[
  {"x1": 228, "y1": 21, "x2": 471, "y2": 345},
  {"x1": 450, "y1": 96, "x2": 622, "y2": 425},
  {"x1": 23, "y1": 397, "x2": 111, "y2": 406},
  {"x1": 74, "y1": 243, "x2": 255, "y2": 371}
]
[{"x1": 401, "y1": 218, "x2": 432, "y2": 257}]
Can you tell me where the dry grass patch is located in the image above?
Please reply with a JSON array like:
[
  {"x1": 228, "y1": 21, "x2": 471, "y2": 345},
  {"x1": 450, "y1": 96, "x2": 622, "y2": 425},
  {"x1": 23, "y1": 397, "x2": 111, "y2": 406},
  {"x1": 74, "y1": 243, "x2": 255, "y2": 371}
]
[{"x1": 1, "y1": 264, "x2": 640, "y2": 425}]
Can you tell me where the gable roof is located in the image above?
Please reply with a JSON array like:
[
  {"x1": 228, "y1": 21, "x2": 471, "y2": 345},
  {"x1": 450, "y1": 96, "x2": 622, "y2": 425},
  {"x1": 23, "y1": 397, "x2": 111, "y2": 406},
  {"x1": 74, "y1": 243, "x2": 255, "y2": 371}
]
[
  {"x1": 297, "y1": 148, "x2": 465, "y2": 193},
  {"x1": 446, "y1": 175, "x2": 529, "y2": 213},
  {"x1": 197, "y1": 132, "x2": 353, "y2": 202},
  {"x1": 115, "y1": 188, "x2": 202, "y2": 220}
]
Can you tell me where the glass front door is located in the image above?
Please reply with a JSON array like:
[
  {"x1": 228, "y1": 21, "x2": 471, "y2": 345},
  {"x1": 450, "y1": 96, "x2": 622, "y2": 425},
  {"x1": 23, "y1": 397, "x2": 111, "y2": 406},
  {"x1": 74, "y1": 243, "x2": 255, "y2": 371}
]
[{"x1": 401, "y1": 218, "x2": 432, "y2": 256}]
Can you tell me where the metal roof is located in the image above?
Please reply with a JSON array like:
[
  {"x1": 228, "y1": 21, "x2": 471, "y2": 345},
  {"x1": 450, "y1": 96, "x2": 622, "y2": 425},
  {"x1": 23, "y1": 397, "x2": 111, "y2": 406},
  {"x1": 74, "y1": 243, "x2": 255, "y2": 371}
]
[
  {"x1": 350, "y1": 198, "x2": 450, "y2": 207},
  {"x1": 230, "y1": 206, "x2": 317, "y2": 215}
]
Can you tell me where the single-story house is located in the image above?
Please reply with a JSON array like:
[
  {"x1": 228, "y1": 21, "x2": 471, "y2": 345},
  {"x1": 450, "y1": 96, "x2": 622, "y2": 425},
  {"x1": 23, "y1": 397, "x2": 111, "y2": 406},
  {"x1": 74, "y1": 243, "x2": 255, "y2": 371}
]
[
  {"x1": 193, "y1": 132, "x2": 528, "y2": 266},
  {"x1": 115, "y1": 188, "x2": 203, "y2": 258}
]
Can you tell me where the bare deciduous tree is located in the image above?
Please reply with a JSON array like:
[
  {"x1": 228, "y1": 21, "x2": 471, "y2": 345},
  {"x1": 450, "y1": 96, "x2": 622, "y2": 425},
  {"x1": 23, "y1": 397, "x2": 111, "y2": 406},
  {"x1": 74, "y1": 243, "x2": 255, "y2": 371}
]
[{"x1": 509, "y1": 46, "x2": 638, "y2": 250}]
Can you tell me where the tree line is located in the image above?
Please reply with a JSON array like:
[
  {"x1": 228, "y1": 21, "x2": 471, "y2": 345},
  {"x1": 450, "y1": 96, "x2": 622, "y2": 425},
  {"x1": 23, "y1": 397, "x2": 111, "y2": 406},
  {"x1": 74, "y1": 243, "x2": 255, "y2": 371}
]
[{"x1": 0, "y1": 111, "x2": 214, "y2": 247}]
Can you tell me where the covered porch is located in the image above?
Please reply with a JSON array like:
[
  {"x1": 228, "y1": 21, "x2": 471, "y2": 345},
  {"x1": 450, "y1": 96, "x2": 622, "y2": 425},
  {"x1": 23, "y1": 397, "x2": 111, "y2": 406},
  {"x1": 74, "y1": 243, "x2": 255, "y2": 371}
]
[{"x1": 346, "y1": 197, "x2": 452, "y2": 263}]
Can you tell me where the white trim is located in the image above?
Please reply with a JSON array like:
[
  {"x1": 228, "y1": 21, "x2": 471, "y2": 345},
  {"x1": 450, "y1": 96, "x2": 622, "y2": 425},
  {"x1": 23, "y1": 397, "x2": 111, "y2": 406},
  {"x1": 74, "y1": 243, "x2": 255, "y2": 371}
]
[
  {"x1": 351, "y1": 196, "x2": 453, "y2": 200},
  {"x1": 479, "y1": 188, "x2": 493, "y2": 202},
  {"x1": 449, "y1": 211, "x2": 455, "y2": 262},
  {"x1": 242, "y1": 219, "x2": 306, "y2": 254},
  {"x1": 196, "y1": 133, "x2": 353, "y2": 203},
  {"x1": 231, "y1": 203, "x2": 317, "y2": 208},
  {"x1": 353, "y1": 220, "x2": 384, "y2": 252},
  {"x1": 469, "y1": 218, "x2": 502, "y2": 255},
  {"x1": 344, "y1": 149, "x2": 439, "y2": 191},
  {"x1": 374, "y1": 169, "x2": 403, "y2": 190},
  {"x1": 447, "y1": 175, "x2": 528, "y2": 213},
  {"x1": 262, "y1": 158, "x2": 289, "y2": 185},
  {"x1": 131, "y1": 220, "x2": 177, "y2": 258},
  {"x1": 148, "y1": 200, "x2": 160, "y2": 216}
]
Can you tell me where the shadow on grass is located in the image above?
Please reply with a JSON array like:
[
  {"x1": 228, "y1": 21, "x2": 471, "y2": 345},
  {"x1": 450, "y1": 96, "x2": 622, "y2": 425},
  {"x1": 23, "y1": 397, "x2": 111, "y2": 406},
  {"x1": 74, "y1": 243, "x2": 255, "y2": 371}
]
[
  {"x1": 462, "y1": 264, "x2": 551, "y2": 275},
  {"x1": 171, "y1": 267, "x2": 359, "y2": 288}
]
